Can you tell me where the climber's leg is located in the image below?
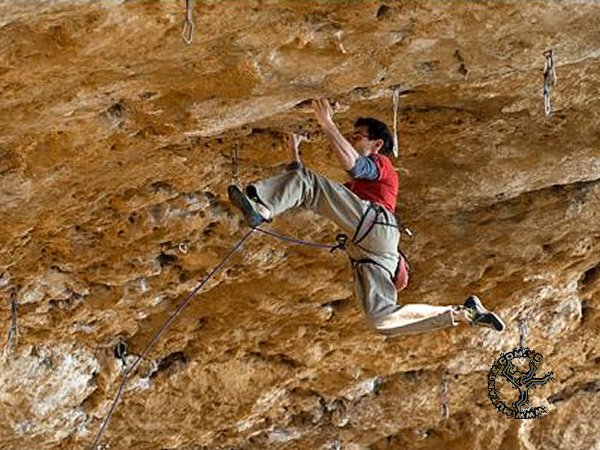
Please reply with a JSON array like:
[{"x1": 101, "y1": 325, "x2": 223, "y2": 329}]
[
  {"x1": 353, "y1": 261, "x2": 458, "y2": 336},
  {"x1": 248, "y1": 167, "x2": 367, "y2": 234}
]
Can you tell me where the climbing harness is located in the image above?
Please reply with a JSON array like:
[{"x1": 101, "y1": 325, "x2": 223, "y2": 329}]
[
  {"x1": 543, "y1": 50, "x2": 557, "y2": 116},
  {"x1": 352, "y1": 203, "x2": 397, "y2": 246},
  {"x1": 439, "y1": 370, "x2": 450, "y2": 419},
  {"x1": 90, "y1": 226, "x2": 348, "y2": 449},
  {"x1": 181, "y1": 0, "x2": 195, "y2": 44},
  {"x1": 391, "y1": 88, "x2": 400, "y2": 158},
  {"x1": 518, "y1": 316, "x2": 529, "y2": 349},
  {"x1": 348, "y1": 203, "x2": 412, "y2": 291}
]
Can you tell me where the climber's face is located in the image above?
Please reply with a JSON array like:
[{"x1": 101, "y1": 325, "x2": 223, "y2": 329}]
[{"x1": 351, "y1": 125, "x2": 384, "y2": 157}]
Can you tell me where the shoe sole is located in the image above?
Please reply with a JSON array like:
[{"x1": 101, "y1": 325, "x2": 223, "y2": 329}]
[
  {"x1": 228, "y1": 185, "x2": 264, "y2": 228},
  {"x1": 464, "y1": 295, "x2": 484, "y2": 311},
  {"x1": 483, "y1": 312, "x2": 505, "y2": 332}
]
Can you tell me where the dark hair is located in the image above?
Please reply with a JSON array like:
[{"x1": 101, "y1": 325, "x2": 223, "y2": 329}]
[{"x1": 354, "y1": 117, "x2": 394, "y2": 156}]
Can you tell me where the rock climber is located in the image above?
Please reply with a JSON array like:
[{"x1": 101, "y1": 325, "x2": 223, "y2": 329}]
[{"x1": 228, "y1": 98, "x2": 505, "y2": 336}]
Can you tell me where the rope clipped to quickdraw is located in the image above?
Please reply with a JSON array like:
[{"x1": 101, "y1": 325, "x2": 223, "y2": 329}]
[
  {"x1": 91, "y1": 228, "x2": 255, "y2": 450},
  {"x1": 439, "y1": 369, "x2": 450, "y2": 419},
  {"x1": 391, "y1": 88, "x2": 400, "y2": 158},
  {"x1": 543, "y1": 50, "x2": 557, "y2": 116},
  {"x1": 519, "y1": 316, "x2": 529, "y2": 349},
  {"x1": 90, "y1": 225, "x2": 348, "y2": 449},
  {"x1": 254, "y1": 227, "x2": 347, "y2": 252},
  {"x1": 181, "y1": 0, "x2": 195, "y2": 44}
]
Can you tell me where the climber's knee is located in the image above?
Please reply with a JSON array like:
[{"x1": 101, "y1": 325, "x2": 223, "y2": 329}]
[{"x1": 363, "y1": 313, "x2": 393, "y2": 336}]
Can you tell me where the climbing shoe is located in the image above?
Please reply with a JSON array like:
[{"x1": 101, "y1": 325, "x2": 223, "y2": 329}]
[
  {"x1": 228, "y1": 185, "x2": 267, "y2": 228},
  {"x1": 463, "y1": 295, "x2": 505, "y2": 332}
]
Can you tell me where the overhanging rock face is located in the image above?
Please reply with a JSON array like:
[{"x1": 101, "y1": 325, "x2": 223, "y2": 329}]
[{"x1": 1, "y1": 1, "x2": 599, "y2": 449}]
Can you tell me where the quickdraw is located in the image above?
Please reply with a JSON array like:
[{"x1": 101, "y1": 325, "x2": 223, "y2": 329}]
[
  {"x1": 3, "y1": 290, "x2": 18, "y2": 355},
  {"x1": 181, "y1": 0, "x2": 195, "y2": 44},
  {"x1": 519, "y1": 316, "x2": 529, "y2": 349},
  {"x1": 440, "y1": 370, "x2": 450, "y2": 419},
  {"x1": 392, "y1": 88, "x2": 400, "y2": 158},
  {"x1": 543, "y1": 50, "x2": 557, "y2": 116}
]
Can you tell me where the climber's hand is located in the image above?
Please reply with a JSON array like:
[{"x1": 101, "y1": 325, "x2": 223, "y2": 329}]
[{"x1": 312, "y1": 98, "x2": 335, "y2": 129}]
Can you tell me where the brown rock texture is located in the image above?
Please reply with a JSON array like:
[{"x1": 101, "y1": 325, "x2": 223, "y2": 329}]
[{"x1": 1, "y1": 1, "x2": 599, "y2": 449}]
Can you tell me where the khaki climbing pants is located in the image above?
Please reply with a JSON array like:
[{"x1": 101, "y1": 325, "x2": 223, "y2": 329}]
[{"x1": 251, "y1": 167, "x2": 458, "y2": 336}]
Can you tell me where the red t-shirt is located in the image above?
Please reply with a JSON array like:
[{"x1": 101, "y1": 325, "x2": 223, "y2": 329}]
[{"x1": 345, "y1": 154, "x2": 398, "y2": 213}]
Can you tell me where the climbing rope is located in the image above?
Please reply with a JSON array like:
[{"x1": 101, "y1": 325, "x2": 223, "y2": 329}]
[
  {"x1": 90, "y1": 226, "x2": 346, "y2": 449},
  {"x1": 391, "y1": 88, "x2": 400, "y2": 158},
  {"x1": 543, "y1": 49, "x2": 557, "y2": 116},
  {"x1": 439, "y1": 370, "x2": 449, "y2": 419},
  {"x1": 91, "y1": 228, "x2": 255, "y2": 449},
  {"x1": 254, "y1": 227, "x2": 347, "y2": 252},
  {"x1": 181, "y1": 0, "x2": 195, "y2": 44}
]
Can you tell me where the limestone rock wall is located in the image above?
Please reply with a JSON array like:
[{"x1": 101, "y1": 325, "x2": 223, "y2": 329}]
[{"x1": 1, "y1": 1, "x2": 599, "y2": 449}]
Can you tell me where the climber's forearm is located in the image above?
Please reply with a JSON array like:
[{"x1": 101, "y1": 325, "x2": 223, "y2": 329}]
[{"x1": 321, "y1": 121, "x2": 359, "y2": 171}]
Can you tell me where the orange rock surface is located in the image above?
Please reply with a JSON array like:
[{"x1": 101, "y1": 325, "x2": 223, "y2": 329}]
[{"x1": 1, "y1": 1, "x2": 599, "y2": 449}]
